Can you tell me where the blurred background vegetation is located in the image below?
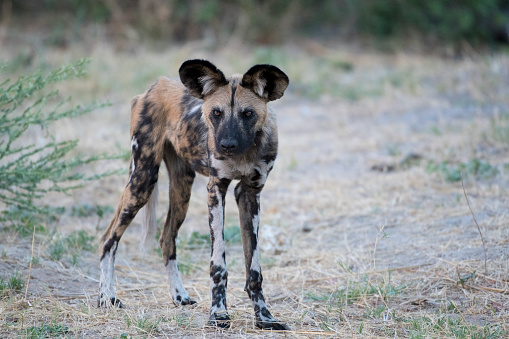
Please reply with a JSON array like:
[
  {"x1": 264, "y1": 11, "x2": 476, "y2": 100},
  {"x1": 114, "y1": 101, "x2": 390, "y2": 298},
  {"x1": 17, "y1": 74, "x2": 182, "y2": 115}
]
[
  {"x1": 1, "y1": 0, "x2": 509, "y2": 227},
  {"x1": 2, "y1": 0, "x2": 509, "y2": 51}
]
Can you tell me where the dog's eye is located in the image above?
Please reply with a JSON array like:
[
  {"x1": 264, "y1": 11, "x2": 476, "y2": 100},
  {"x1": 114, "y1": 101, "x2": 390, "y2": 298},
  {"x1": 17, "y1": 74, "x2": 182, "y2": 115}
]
[
  {"x1": 244, "y1": 110, "x2": 253, "y2": 118},
  {"x1": 213, "y1": 109, "x2": 222, "y2": 117}
]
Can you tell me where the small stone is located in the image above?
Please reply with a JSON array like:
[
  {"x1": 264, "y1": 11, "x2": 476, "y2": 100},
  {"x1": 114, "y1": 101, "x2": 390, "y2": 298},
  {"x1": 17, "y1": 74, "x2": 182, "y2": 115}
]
[{"x1": 302, "y1": 223, "x2": 312, "y2": 233}]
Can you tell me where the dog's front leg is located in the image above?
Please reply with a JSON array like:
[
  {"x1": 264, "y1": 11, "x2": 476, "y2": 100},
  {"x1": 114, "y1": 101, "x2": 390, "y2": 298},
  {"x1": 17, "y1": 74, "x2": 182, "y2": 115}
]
[
  {"x1": 235, "y1": 181, "x2": 289, "y2": 330},
  {"x1": 207, "y1": 176, "x2": 231, "y2": 328}
]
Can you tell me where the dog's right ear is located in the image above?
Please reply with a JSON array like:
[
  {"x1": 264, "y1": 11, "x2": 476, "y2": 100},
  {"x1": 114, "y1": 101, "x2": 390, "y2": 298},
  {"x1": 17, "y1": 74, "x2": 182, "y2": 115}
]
[{"x1": 179, "y1": 60, "x2": 228, "y2": 99}]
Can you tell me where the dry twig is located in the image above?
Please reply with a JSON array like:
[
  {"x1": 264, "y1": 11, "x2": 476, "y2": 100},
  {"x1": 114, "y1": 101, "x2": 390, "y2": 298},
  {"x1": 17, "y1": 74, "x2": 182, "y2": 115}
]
[
  {"x1": 24, "y1": 223, "x2": 36, "y2": 301},
  {"x1": 460, "y1": 173, "x2": 487, "y2": 275}
]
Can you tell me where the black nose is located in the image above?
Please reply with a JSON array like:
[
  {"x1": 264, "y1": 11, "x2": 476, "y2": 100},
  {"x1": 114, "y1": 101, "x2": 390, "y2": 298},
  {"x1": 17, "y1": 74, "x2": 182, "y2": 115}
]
[{"x1": 220, "y1": 139, "x2": 238, "y2": 153}]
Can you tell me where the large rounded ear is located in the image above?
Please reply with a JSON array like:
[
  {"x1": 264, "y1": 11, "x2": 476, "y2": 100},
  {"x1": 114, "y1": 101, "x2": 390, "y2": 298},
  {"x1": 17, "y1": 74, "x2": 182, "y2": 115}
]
[
  {"x1": 179, "y1": 60, "x2": 228, "y2": 99},
  {"x1": 240, "y1": 64, "x2": 289, "y2": 101}
]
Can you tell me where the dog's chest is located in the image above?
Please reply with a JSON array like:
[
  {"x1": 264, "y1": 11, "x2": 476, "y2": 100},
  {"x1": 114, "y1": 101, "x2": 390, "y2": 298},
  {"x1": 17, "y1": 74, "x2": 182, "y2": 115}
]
[
  {"x1": 224, "y1": 158, "x2": 256, "y2": 179},
  {"x1": 211, "y1": 155, "x2": 273, "y2": 186}
]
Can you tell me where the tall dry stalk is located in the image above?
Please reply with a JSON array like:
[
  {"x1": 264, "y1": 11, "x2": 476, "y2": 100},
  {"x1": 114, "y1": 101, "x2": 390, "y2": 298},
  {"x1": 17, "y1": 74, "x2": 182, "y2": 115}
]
[
  {"x1": 24, "y1": 223, "x2": 36, "y2": 301},
  {"x1": 460, "y1": 174, "x2": 487, "y2": 275}
]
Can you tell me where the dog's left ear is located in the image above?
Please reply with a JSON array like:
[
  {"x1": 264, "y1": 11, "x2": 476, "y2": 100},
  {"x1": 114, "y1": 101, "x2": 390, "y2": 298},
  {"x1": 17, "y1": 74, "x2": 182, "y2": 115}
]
[
  {"x1": 179, "y1": 59, "x2": 229, "y2": 99},
  {"x1": 241, "y1": 65, "x2": 289, "y2": 101}
]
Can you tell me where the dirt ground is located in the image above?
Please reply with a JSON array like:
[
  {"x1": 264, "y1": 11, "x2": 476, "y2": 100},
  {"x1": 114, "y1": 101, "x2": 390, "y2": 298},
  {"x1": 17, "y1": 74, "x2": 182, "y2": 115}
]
[{"x1": 1, "y1": 39, "x2": 509, "y2": 338}]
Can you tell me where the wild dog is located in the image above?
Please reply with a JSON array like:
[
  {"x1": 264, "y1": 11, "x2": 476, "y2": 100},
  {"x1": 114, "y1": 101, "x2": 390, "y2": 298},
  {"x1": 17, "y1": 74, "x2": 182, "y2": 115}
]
[{"x1": 98, "y1": 60, "x2": 289, "y2": 330}]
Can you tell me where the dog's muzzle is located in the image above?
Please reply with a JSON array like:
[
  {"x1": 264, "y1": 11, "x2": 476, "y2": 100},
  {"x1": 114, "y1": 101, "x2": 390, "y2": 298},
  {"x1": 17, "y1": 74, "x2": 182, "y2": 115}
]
[{"x1": 219, "y1": 138, "x2": 238, "y2": 156}]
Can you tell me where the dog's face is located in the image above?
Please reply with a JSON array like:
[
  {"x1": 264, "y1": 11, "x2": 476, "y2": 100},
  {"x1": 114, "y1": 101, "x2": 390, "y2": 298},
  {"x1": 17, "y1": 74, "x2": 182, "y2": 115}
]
[{"x1": 179, "y1": 60, "x2": 289, "y2": 157}]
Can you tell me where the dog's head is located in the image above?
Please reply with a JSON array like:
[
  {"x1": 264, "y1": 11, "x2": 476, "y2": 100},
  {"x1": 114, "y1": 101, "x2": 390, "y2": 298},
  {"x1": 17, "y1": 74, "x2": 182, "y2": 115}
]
[{"x1": 179, "y1": 59, "x2": 289, "y2": 157}]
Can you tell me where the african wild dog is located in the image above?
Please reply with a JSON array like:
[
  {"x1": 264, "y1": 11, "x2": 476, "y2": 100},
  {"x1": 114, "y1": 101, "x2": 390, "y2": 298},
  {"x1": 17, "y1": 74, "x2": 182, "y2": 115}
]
[{"x1": 98, "y1": 60, "x2": 289, "y2": 330}]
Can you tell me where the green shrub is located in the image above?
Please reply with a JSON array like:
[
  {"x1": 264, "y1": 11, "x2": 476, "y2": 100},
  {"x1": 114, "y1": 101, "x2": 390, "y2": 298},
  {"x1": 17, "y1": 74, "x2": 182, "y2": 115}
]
[
  {"x1": 70, "y1": 204, "x2": 113, "y2": 218},
  {"x1": 48, "y1": 230, "x2": 96, "y2": 264},
  {"x1": 49, "y1": 238, "x2": 65, "y2": 261},
  {"x1": 0, "y1": 270, "x2": 24, "y2": 296},
  {"x1": 0, "y1": 58, "x2": 118, "y2": 228},
  {"x1": 409, "y1": 314, "x2": 504, "y2": 338},
  {"x1": 65, "y1": 229, "x2": 95, "y2": 252},
  {"x1": 24, "y1": 323, "x2": 69, "y2": 338},
  {"x1": 427, "y1": 159, "x2": 498, "y2": 182},
  {"x1": 306, "y1": 272, "x2": 405, "y2": 306},
  {"x1": 137, "y1": 316, "x2": 161, "y2": 335},
  {"x1": 489, "y1": 113, "x2": 509, "y2": 143},
  {"x1": 185, "y1": 226, "x2": 241, "y2": 246}
]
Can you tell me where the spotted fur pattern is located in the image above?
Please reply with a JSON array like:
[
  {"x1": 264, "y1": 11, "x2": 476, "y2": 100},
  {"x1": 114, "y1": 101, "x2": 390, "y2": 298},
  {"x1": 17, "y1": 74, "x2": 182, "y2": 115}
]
[{"x1": 98, "y1": 60, "x2": 289, "y2": 330}]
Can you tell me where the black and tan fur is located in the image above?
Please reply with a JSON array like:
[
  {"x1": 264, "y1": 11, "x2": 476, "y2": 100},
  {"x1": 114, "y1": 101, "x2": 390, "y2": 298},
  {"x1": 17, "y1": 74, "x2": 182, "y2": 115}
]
[{"x1": 98, "y1": 60, "x2": 289, "y2": 330}]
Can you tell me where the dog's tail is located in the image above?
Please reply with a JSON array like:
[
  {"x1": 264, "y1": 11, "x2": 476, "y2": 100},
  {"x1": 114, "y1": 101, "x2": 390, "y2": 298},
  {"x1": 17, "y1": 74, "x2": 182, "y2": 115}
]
[{"x1": 140, "y1": 183, "x2": 159, "y2": 255}]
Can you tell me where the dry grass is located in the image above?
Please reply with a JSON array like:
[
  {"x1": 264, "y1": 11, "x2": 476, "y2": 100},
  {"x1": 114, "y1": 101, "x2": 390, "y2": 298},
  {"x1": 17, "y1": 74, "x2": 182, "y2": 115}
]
[{"x1": 1, "y1": 33, "x2": 509, "y2": 338}]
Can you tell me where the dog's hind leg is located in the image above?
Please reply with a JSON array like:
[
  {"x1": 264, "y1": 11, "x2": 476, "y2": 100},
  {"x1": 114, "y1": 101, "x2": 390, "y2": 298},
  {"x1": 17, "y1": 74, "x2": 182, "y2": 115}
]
[
  {"x1": 98, "y1": 98, "x2": 166, "y2": 308},
  {"x1": 159, "y1": 143, "x2": 196, "y2": 305}
]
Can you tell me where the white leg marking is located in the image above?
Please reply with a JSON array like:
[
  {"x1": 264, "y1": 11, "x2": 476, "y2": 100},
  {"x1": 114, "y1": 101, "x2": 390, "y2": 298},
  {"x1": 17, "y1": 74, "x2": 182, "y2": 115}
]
[
  {"x1": 210, "y1": 186, "x2": 225, "y2": 266},
  {"x1": 249, "y1": 193, "x2": 261, "y2": 272},
  {"x1": 210, "y1": 230, "x2": 225, "y2": 266},
  {"x1": 209, "y1": 185, "x2": 228, "y2": 314},
  {"x1": 247, "y1": 194, "x2": 276, "y2": 322},
  {"x1": 166, "y1": 259, "x2": 191, "y2": 303},
  {"x1": 99, "y1": 241, "x2": 117, "y2": 301}
]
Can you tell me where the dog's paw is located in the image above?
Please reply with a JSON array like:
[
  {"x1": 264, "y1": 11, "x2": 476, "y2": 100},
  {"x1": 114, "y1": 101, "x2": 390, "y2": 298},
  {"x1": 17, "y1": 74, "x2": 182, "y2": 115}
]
[
  {"x1": 97, "y1": 295, "x2": 125, "y2": 309},
  {"x1": 207, "y1": 312, "x2": 231, "y2": 329},
  {"x1": 255, "y1": 307, "x2": 289, "y2": 330},
  {"x1": 256, "y1": 319, "x2": 290, "y2": 331},
  {"x1": 174, "y1": 294, "x2": 196, "y2": 306}
]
